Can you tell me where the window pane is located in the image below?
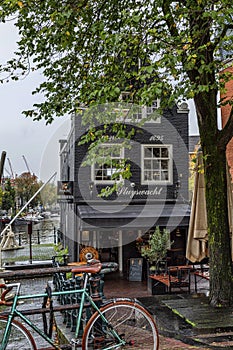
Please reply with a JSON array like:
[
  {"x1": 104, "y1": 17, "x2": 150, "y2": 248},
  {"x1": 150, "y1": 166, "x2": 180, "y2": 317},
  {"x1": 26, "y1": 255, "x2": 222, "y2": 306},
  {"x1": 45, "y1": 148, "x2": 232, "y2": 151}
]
[
  {"x1": 161, "y1": 171, "x2": 168, "y2": 180},
  {"x1": 144, "y1": 159, "x2": 152, "y2": 170},
  {"x1": 161, "y1": 148, "x2": 168, "y2": 158},
  {"x1": 153, "y1": 159, "x2": 159, "y2": 169},
  {"x1": 153, "y1": 171, "x2": 160, "y2": 181},
  {"x1": 144, "y1": 147, "x2": 152, "y2": 158},
  {"x1": 95, "y1": 168, "x2": 103, "y2": 180},
  {"x1": 144, "y1": 171, "x2": 152, "y2": 181},
  {"x1": 111, "y1": 148, "x2": 121, "y2": 158},
  {"x1": 161, "y1": 160, "x2": 168, "y2": 169},
  {"x1": 152, "y1": 148, "x2": 160, "y2": 158}
]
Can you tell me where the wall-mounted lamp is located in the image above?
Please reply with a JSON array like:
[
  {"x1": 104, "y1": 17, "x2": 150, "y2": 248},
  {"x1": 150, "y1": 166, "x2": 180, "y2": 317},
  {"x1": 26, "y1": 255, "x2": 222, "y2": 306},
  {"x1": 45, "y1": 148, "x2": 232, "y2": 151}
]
[
  {"x1": 176, "y1": 180, "x2": 181, "y2": 189},
  {"x1": 174, "y1": 180, "x2": 181, "y2": 199},
  {"x1": 175, "y1": 228, "x2": 181, "y2": 237},
  {"x1": 89, "y1": 181, "x2": 94, "y2": 199}
]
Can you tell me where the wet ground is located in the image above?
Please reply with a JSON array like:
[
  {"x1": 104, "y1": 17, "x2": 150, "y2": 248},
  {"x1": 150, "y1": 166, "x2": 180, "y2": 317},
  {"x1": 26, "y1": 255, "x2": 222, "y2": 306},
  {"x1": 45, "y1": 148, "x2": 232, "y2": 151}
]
[
  {"x1": 1, "y1": 276, "x2": 211, "y2": 350},
  {"x1": 0, "y1": 264, "x2": 216, "y2": 350},
  {"x1": 0, "y1": 232, "x2": 231, "y2": 349}
]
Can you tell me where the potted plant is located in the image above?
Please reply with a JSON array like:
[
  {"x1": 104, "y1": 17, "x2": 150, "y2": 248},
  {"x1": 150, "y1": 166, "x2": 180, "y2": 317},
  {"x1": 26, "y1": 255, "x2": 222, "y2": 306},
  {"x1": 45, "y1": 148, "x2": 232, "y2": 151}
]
[{"x1": 140, "y1": 227, "x2": 171, "y2": 275}]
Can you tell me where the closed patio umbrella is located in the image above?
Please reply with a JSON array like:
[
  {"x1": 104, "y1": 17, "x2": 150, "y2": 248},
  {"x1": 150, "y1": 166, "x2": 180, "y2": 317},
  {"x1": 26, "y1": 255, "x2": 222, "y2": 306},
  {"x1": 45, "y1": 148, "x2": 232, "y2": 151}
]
[{"x1": 186, "y1": 150, "x2": 208, "y2": 263}]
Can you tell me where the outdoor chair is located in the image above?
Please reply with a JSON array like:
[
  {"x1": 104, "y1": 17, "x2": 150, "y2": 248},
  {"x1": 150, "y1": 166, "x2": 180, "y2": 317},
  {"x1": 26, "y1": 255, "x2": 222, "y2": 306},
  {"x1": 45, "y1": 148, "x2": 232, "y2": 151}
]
[
  {"x1": 193, "y1": 263, "x2": 209, "y2": 292},
  {"x1": 168, "y1": 266, "x2": 191, "y2": 293}
]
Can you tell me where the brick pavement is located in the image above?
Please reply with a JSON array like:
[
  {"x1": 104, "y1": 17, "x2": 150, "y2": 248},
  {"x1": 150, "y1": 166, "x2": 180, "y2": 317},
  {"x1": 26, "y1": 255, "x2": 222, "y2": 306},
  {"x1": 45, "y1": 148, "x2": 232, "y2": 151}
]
[
  {"x1": 1, "y1": 275, "x2": 212, "y2": 350},
  {"x1": 159, "y1": 336, "x2": 211, "y2": 349},
  {"x1": 0, "y1": 244, "x2": 215, "y2": 349}
]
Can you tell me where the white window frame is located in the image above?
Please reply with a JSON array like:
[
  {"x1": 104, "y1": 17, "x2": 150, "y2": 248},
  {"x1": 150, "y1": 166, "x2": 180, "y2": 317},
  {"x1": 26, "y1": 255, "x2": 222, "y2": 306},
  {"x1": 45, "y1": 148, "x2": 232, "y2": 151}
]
[
  {"x1": 115, "y1": 99, "x2": 161, "y2": 123},
  {"x1": 141, "y1": 144, "x2": 173, "y2": 184},
  {"x1": 92, "y1": 144, "x2": 124, "y2": 184},
  {"x1": 145, "y1": 99, "x2": 161, "y2": 119},
  {"x1": 127, "y1": 100, "x2": 161, "y2": 123}
]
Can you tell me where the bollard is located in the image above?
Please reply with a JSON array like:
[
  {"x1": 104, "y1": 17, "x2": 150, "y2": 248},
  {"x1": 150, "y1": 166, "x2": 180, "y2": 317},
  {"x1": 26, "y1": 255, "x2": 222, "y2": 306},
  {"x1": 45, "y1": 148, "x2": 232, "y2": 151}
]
[
  {"x1": 18, "y1": 233, "x2": 22, "y2": 246},
  {"x1": 28, "y1": 222, "x2": 33, "y2": 264},
  {"x1": 54, "y1": 227, "x2": 56, "y2": 244},
  {"x1": 37, "y1": 229, "x2": 40, "y2": 244}
]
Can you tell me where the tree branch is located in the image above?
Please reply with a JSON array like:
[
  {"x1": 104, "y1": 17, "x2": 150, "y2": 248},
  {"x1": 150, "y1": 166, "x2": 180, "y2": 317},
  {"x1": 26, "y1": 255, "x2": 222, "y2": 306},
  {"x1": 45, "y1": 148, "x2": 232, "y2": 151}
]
[
  {"x1": 161, "y1": 0, "x2": 179, "y2": 38},
  {"x1": 212, "y1": 23, "x2": 233, "y2": 51}
]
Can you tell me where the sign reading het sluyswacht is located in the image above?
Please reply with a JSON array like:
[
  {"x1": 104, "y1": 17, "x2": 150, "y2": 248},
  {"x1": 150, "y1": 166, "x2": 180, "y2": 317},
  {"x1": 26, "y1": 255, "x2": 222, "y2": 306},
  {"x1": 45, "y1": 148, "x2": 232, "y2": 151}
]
[{"x1": 117, "y1": 186, "x2": 163, "y2": 199}]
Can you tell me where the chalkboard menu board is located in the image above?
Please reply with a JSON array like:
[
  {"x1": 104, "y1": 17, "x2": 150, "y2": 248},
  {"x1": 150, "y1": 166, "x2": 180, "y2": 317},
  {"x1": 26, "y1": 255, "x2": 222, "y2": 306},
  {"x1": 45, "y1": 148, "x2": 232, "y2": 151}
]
[{"x1": 128, "y1": 258, "x2": 143, "y2": 281}]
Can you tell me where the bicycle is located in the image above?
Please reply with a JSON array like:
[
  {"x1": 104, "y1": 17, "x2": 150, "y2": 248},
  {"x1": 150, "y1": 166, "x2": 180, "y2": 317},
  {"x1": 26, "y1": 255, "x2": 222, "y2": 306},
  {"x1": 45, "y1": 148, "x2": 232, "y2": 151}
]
[{"x1": 0, "y1": 259, "x2": 159, "y2": 349}]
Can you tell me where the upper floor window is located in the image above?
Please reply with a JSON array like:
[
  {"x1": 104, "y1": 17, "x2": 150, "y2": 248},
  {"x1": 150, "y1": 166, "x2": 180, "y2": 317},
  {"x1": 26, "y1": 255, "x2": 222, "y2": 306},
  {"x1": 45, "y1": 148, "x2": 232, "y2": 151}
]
[
  {"x1": 145, "y1": 99, "x2": 160, "y2": 119},
  {"x1": 117, "y1": 96, "x2": 161, "y2": 123},
  {"x1": 141, "y1": 145, "x2": 173, "y2": 184},
  {"x1": 92, "y1": 144, "x2": 124, "y2": 184}
]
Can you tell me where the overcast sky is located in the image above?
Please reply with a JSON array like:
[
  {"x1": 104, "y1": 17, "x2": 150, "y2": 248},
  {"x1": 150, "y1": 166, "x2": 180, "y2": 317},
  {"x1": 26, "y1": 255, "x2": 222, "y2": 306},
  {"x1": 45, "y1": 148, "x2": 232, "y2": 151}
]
[
  {"x1": 0, "y1": 21, "x2": 199, "y2": 182},
  {"x1": 0, "y1": 21, "x2": 70, "y2": 182}
]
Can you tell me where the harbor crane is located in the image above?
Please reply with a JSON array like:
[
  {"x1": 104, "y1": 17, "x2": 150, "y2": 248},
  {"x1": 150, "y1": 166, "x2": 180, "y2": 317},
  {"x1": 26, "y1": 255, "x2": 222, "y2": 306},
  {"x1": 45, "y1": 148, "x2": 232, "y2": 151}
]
[
  {"x1": 22, "y1": 155, "x2": 31, "y2": 173},
  {"x1": 4, "y1": 169, "x2": 12, "y2": 177},
  {"x1": 7, "y1": 158, "x2": 14, "y2": 179}
]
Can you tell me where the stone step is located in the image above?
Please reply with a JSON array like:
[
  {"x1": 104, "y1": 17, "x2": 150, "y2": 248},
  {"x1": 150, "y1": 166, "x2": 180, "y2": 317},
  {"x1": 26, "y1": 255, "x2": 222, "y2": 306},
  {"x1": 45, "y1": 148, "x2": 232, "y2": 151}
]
[
  {"x1": 162, "y1": 296, "x2": 233, "y2": 334},
  {"x1": 191, "y1": 331, "x2": 233, "y2": 348}
]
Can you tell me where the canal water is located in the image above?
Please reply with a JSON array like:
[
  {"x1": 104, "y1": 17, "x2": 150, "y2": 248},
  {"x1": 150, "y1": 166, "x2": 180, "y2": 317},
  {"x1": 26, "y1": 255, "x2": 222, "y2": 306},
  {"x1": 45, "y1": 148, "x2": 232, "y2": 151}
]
[
  {"x1": 0, "y1": 217, "x2": 63, "y2": 349},
  {"x1": 1, "y1": 217, "x2": 60, "y2": 265},
  {"x1": 13, "y1": 217, "x2": 60, "y2": 245}
]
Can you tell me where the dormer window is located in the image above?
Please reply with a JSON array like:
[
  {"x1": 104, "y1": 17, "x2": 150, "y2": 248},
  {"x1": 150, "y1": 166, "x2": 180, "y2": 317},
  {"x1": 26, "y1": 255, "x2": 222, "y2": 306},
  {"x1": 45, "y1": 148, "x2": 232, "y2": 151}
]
[
  {"x1": 134, "y1": 99, "x2": 161, "y2": 122},
  {"x1": 116, "y1": 99, "x2": 161, "y2": 123},
  {"x1": 114, "y1": 98, "x2": 161, "y2": 123}
]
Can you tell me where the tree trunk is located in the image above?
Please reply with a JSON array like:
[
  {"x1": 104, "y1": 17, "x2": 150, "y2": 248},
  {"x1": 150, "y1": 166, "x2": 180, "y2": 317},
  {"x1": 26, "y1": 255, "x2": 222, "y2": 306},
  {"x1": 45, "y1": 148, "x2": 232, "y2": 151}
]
[
  {"x1": 195, "y1": 92, "x2": 233, "y2": 306},
  {"x1": 204, "y1": 146, "x2": 233, "y2": 306}
]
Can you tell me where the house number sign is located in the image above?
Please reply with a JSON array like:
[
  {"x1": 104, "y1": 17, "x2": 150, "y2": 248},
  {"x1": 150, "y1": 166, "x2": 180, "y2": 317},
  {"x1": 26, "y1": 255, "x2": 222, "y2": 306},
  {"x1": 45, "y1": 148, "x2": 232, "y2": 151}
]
[{"x1": 149, "y1": 135, "x2": 164, "y2": 141}]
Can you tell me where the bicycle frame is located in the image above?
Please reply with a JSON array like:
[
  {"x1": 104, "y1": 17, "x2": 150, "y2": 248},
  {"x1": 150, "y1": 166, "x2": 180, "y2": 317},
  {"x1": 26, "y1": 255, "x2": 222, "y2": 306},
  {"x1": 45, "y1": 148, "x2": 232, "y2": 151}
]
[{"x1": 0, "y1": 273, "x2": 124, "y2": 350}]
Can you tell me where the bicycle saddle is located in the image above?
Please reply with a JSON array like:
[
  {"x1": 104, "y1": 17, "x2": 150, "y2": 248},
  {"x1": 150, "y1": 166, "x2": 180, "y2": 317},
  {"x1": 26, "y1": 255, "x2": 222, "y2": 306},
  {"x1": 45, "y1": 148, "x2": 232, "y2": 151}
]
[{"x1": 70, "y1": 259, "x2": 102, "y2": 275}]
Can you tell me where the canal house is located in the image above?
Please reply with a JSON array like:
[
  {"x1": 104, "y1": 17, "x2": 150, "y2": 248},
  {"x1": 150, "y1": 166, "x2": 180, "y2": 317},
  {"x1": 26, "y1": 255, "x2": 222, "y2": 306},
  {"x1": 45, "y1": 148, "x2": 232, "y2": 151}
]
[{"x1": 58, "y1": 101, "x2": 190, "y2": 279}]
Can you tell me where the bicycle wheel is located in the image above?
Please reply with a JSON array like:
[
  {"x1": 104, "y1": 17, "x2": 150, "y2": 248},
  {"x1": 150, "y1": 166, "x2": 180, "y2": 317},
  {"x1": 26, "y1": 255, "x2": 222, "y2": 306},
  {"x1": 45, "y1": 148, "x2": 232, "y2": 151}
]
[
  {"x1": 0, "y1": 316, "x2": 36, "y2": 350},
  {"x1": 82, "y1": 299, "x2": 159, "y2": 350}
]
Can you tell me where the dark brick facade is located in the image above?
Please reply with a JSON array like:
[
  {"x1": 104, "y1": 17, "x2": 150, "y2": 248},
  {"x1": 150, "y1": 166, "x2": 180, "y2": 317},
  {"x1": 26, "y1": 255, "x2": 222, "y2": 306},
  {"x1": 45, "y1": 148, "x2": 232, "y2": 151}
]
[{"x1": 58, "y1": 103, "x2": 190, "y2": 271}]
